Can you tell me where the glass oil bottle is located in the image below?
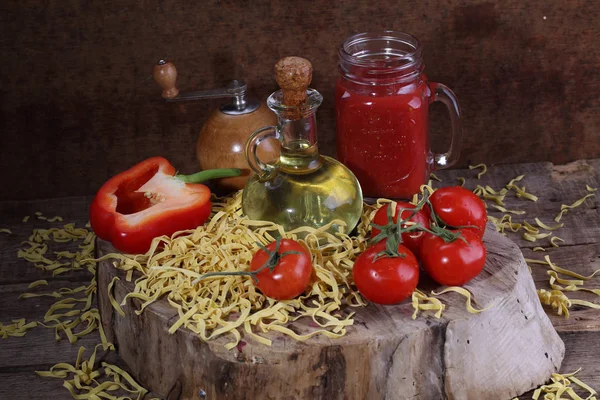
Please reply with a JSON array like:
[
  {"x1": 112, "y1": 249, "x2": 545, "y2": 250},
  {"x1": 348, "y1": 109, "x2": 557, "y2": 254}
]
[{"x1": 242, "y1": 57, "x2": 363, "y2": 234}]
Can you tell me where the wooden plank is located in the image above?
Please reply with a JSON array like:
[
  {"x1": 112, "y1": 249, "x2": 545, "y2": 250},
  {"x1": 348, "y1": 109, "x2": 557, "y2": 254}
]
[
  {"x1": 524, "y1": 243, "x2": 600, "y2": 333},
  {"x1": 557, "y1": 331, "x2": 600, "y2": 390},
  {"x1": 0, "y1": 355, "x2": 163, "y2": 400},
  {"x1": 435, "y1": 162, "x2": 600, "y2": 248},
  {"x1": 0, "y1": 196, "x2": 93, "y2": 284},
  {"x1": 0, "y1": 281, "x2": 93, "y2": 321},
  {"x1": 519, "y1": 331, "x2": 600, "y2": 399},
  {"x1": 0, "y1": 329, "x2": 101, "y2": 371},
  {"x1": 498, "y1": 210, "x2": 600, "y2": 249},
  {"x1": 0, "y1": 371, "x2": 73, "y2": 400},
  {"x1": 0, "y1": 281, "x2": 100, "y2": 371}
]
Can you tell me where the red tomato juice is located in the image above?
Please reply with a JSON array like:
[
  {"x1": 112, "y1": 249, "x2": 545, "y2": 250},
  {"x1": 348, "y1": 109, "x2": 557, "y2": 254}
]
[{"x1": 336, "y1": 75, "x2": 433, "y2": 199}]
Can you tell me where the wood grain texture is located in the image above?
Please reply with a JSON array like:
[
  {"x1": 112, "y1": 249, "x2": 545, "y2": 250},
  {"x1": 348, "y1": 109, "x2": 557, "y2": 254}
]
[
  {"x1": 1, "y1": 1, "x2": 600, "y2": 200},
  {"x1": 97, "y1": 226, "x2": 564, "y2": 400}
]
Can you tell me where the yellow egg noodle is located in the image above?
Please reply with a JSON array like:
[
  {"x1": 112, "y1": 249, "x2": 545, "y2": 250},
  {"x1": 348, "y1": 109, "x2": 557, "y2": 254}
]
[
  {"x1": 22, "y1": 215, "x2": 30, "y2": 222},
  {"x1": 504, "y1": 174, "x2": 539, "y2": 202},
  {"x1": 457, "y1": 177, "x2": 466, "y2": 187},
  {"x1": 488, "y1": 214, "x2": 523, "y2": 235},
  {"x1": 587, "y1": 185, "x2": 597, "y2": 193},
  {"x1": 514, "y1": 368, "x2": 598, "y2": 400},
  {"x1": 534, "y1": 218, "x2": 564, "y2": 231},
  {"x1": 35, "y1": 344, "x2": 159, "y2": 400},
  {"x1": 0, "y1": 228, "x2": 11, "y2": 234},
  {"x1": 431, "y1": 287, "x2": 494, "y2": 314},
  {"x1": 411, "y1": 289, "x2": 445, "y2": 319},
  {"x1": 18, "y1": 222, "x2": 96, "y2": 276},
  {"x1": 33, "y1": 211, "x2": 64, "y2": 222},
  {"x1": 537, "y1": 289, "x2": 572, "y2": 317},
  {"x1": 473, "y1": 184, "x2": 507, "y2": 206},
  {"x1": 469, "y1": 163, "x2": 487, "y2": 179},
  {"x1": 527, "y1": 255, "x2": 600, "y2": 317},
  {"x1": 0, "y1": 318, "x2": 38, "y2": 339},
  {"x1": 491, "y1": 204, "x2": 526, "y2": 215},
  {"x1": 555, "y1": 193, "x2": 596, "y2": 222},
  {"x1": 550, "y1": 236, "x2": 565, "y2": 248},
  {"x1": 101, "y1": 192, "x2": 372, "y2": 350},
  {"x1": 429, "y1": 173, "x2": 442, "y2": 182},
  {"x1": 523, "y1": 232, "x2": 552, "y2": 243},
  {"x1": 16, "y1": 221, "x2": 100, "y2": 343},
  {"x1": 28, "y1": 279, "x2": 49, "y2": 288},
  {"x1": 14, "y1": 217, "x2": 158, "y2": 398},
  {"x1": 482, "y1": 181, "x2": 594, "y2": 253},
  {"x1": 108, "y1": 277, "x2": 126, "y2": 317}
]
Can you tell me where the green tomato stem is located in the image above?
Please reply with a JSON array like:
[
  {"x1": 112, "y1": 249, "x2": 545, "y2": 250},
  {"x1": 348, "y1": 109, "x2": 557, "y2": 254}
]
[{"x1": 190, "y1": 238, "x2": 301, "y2": 285}]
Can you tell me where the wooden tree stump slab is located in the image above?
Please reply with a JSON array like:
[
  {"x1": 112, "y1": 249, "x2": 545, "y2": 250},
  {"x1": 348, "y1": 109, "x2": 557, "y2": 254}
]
[{"x1": 97, "y1": 226, "x2": 564, "y2": 400}]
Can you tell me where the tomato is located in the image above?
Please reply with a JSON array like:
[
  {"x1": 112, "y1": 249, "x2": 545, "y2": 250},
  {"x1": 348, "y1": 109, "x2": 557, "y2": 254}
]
[
  {"x1": 250, "y1": 239, "x2": 313, "y2": 300},
  {"x1": 352, "y1": 241, "x2": 419, "y2": 305},
  {"x1": 370, "y1": 202, "x2": 431, "y2": 256},
  {"x1": 420, "y1": 229, "x2": 486, "y2": 286},
  {"x1": 429, "y1": 186, "x2": 487, "y2": 237}
]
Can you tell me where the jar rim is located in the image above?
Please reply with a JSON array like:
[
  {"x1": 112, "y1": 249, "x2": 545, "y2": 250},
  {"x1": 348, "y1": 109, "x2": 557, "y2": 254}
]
[
  {"x1": 338, "y1": 31, "x2": 424, "y2": 85},
  {"x1": 339, "y1": 31, "x2": 422, "y2": 65}
]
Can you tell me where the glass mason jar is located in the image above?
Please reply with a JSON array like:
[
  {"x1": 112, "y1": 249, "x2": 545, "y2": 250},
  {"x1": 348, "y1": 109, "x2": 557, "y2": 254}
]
[{"x1": 336, "y1": 31, "x2": 462, "y2": 199}]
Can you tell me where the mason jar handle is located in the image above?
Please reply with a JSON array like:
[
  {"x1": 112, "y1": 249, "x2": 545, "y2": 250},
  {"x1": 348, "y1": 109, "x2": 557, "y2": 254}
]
[
  {"x1": 245, "y1": 125, "x2": 280, "y2": 181},
  {"x1": 429, "y1": 82, "x2": 463, "y2": 170}
]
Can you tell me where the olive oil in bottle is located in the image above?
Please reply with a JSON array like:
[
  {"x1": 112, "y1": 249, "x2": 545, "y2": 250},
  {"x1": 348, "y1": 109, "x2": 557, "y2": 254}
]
[{"x1": 242, "y1": 57, "x2": 363, "y2": 234}]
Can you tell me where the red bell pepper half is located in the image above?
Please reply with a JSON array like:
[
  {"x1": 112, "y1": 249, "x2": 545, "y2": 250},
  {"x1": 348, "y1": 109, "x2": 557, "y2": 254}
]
[{"x1": 90, "y1": 156, "x2": 240, "y2": 254}]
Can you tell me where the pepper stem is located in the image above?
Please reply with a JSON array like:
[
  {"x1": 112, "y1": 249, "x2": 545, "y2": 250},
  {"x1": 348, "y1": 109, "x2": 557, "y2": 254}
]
[{"x1": 175, "y1": 168, "x2": 242, "y2": 183}]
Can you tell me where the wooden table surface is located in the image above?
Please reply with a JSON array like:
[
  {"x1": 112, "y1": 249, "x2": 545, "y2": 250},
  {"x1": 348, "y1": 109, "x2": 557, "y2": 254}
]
[{"x1": 1, "y1": 159, "x2": 599, "y2": 399}]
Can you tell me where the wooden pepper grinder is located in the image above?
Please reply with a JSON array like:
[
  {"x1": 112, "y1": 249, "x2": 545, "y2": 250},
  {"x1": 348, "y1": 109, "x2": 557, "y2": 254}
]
[{"x1": 153, "y1": 59, "x2": 277, "y2": 193}]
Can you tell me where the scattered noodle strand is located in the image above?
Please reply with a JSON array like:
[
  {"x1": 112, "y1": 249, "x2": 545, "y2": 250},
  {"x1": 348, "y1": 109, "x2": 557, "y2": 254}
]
[
  {"x1": 550, "y1": 236, "x2": 565, "y2": 248},
  {"x1": 534, "y1": 218, "x2": 564, "y2": 231},
  {"x1": 431, "y1": 287, "x2": 493, "y2": 314},
  {"x1": 107, "y1": 277, "x2": 126, "y2": 317},
  {"x1": 412, "y1": 289, "x2": 445, "y2": 319},
  {"x1": 469, "y1": 164, "x2": 487, "y2": 179},
  {"x1": 555, "y1": 193, "x2": 596, "y2": 222},
  {"x1": 0, "y1": 319, "x2": 37, "y2": 339}
]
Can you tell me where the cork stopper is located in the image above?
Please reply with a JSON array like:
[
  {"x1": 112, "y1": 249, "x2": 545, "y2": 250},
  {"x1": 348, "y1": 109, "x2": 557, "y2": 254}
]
[{"x1": 274, "y1": 57, "x2": 312, "y2": 106}]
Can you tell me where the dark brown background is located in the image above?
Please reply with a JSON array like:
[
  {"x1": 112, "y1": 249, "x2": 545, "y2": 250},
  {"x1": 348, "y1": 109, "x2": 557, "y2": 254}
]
[{"x1": 1, "y1": 0, "x2": 599, "y2": 201}]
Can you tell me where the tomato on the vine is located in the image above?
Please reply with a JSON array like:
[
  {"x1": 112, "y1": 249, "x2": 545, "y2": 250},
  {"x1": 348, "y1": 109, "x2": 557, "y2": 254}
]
[
  {"x1": 370, "y1": 202, "x2": 431, "y2": 256},
  {"x1": 429, "y1": 186, "x2": 487, "y2": 237},
  {"x1": 352, "y1": 241, "x2": 419, "y2": 305},
  {"x1": 420, "y1": 229, "x2": 486, "y2": 286},
  {"x1": 250, "y1": 239, "x2": 313, "y2": 300}
]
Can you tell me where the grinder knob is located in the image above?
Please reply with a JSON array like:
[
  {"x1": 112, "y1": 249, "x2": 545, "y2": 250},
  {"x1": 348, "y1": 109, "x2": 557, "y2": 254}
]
[{"x1": 153, "y1": 59, "x2": 180, "y2": 99}]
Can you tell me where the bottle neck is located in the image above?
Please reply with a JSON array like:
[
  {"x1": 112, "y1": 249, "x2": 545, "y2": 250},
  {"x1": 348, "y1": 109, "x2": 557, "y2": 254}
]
[
  {"x1": 278, "y1": 112, "x2": 322, "y2": 172},
  {"x1": 338, "y1": 31, "x2": 424, "y2": 86},
  {"x1": 268, "y1": 89, "x2": 323, "y2": 173}
]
